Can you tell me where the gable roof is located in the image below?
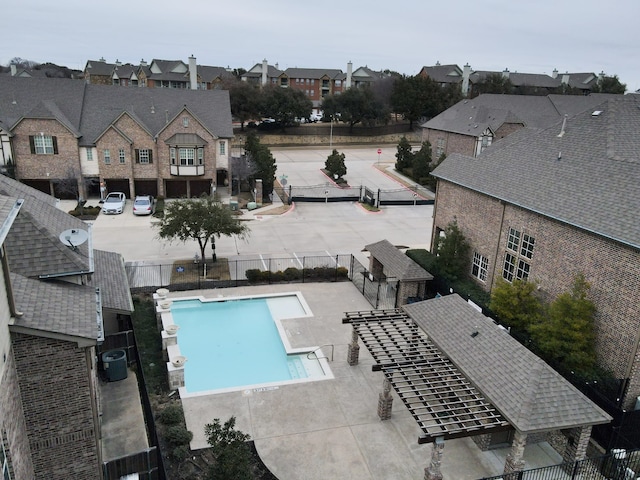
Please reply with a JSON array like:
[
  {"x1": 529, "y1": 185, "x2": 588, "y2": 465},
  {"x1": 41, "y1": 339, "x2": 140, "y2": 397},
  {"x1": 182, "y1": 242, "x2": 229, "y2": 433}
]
[
  {"x1": 89, "y1": 249, "x2": 134, "y2": 314},
  {"x1": 404, "y1": 294, "x2": 611, "y2": 433},
  {"x1": 365, "y1": 239, "x2": 433, "y2": 281},
  {"x1": 422, "y1": 93, "x2": 619, "y2": 137},
  {"x1": 283, "y1": 67, "x2": 344, "y2": 80},
  {"x1": 84, "y1": 59, "x2": 116, "y2": 76},
  {"x1": 420, "y1": 64, "x2": 463, "y2": 84},
  {"x1": 431, "y1": 95, "x2": 640, "y2": 249}
]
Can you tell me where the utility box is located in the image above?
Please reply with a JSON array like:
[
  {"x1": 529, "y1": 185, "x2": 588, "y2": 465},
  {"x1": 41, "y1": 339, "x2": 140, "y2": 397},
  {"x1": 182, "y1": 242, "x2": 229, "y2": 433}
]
[
  {"x1": 229, "y1": 200, "x2": 238, "y2": 211},
  {"x1": 102, "y1": 350, "x2": 128, "y2": 382}
]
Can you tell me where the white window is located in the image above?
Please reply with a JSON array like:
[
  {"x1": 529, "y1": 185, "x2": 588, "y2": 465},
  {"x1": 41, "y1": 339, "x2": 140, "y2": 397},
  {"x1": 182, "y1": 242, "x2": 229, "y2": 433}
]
[
  {"x1": 219, "y1": 141, "x2": 226, "y2": 156},
  {"x1": 138, "y1": 149, "x2": 150, "y2": 164},
  {"x1": 472, "y1": 252, "x2": 488, "y2": 282},
  {"x1": 197, "y1": 148, "x2": 203, "y2": 165},
  {"x1": 182, "y1": 117, "x2": 189, "y2": 127},
  {"x1": 521, "y1": 234, "x2": 535, "y2": 259},
  {"x1": 436, "y1": 138, "x2": 445, "y2": 157},
  {"x1": 179, "y1": 148, "x2": 195, "y2": 165},
  {"x1": 86, "y1": 148, "x2": 93, "y2": 161},
  {"x1": 1, "y1": 434, "x2": 10, "y2": 480},
  {"x1": 33, "y1": 135, "x2": 55, "y2": 154},
  {"x1": 503, "y1": 227, "x2": 535, "y2": 282},
  {"x1": 507, "y1": 228, "x2": 520, "y2": 252},
  {"x1": 170, "y1": 147, "x2": 176, "y2": 165},
  {"x1": 104, "y1": 149, "x2": 111, "y2": 164},
  {"x1": 119, "y1": 148, "x2": 126, "y2": 164},
  {"x1": 335, "y1": 80, "x2": 342, "y2": 87}
]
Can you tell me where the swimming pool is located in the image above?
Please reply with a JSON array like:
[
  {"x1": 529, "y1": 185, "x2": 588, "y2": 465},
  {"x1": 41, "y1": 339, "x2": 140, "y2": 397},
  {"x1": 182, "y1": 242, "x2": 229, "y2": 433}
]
[{"x1": 167, "y1": 292, "x2": 332, "y2": 397}]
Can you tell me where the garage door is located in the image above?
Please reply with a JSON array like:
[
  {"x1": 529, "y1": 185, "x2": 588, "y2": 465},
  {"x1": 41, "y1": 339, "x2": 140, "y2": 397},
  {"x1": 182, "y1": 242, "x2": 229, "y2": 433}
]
[
  {"x1": 190, "y1": 180, "x2": 211, "y2": 198},
  {"x1": 134, "y1": 180, "x2": 158, "y2": 197},
  {"x1": 105, "y1": 179, "x2": 131, "y2": 198},
  {"x1": 22, "y1": 180, "x2": 51, "y2": 196},
  {"x1": 165, "y1": 180, "x2": 187, "y2": 198}
]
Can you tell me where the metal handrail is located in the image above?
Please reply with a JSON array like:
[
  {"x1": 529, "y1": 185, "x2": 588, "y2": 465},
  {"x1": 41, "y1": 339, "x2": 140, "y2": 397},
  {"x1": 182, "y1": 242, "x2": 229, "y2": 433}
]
[{"x1": 307, "y1": 344, "x2": 334, "y2": 362}]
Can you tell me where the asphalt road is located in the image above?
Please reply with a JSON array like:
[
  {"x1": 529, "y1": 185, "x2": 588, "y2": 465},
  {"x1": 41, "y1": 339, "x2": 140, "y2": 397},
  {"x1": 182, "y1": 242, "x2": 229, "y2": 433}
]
[{"x1": 88, "y1": 146, "x2": 433, "y2": 265}]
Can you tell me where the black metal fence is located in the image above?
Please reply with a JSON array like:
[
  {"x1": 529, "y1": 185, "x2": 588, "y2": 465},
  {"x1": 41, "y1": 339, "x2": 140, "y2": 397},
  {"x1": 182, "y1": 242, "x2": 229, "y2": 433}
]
[
  {"x1": 126, "y1": 254, "x2": 354, "y2": 293},
  {"x1": 349, "y1": 257, "x2": 397, "y2": 309},
  {"x1": 103, "y1": 448, "x2": 160, "y2": 480},
  {"x1": 278, "y1": 182, "x2": 434, "y2": 206},
  {"x1": 481, "y1": 448, "x2": 639, "y2": 480}
]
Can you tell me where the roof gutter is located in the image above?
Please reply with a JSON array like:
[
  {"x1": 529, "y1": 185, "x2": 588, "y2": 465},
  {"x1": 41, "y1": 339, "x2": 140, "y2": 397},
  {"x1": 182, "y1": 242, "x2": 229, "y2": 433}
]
[{"x1": 0, "y1": 199, "x2": 23, "y2": 245}]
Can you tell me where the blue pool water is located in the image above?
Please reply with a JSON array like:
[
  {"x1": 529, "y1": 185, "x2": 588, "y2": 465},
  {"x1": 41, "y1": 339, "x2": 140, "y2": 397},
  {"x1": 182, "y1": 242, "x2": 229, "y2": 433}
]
[{"x1": 171, "y1": 295, "x2": 320, "y2": 393}]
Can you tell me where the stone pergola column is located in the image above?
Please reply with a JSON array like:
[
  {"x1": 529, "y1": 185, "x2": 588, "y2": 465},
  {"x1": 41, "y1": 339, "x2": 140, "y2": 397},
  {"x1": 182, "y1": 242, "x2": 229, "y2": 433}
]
[
  {"x1": 504, "y1": 430, "x2": 527, "y2": 475},
  {"x1": 561, "y1": 426, "x2": 592, "y2": 475},
  {"x1": 424, "y1": 437, "x2": 445, "y2": 480},
  {"x1": 377, "y1": 376, "x2": 393, "y2": 420},
  {"x1": 347, "y1": 328, "x2": 360, "y2": 366}
]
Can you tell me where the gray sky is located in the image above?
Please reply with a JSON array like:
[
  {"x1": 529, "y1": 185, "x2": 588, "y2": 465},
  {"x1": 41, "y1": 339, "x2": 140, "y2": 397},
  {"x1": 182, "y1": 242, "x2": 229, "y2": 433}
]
[{"x1": 5, "y1": 0, "x2": 639, "y2": 92}]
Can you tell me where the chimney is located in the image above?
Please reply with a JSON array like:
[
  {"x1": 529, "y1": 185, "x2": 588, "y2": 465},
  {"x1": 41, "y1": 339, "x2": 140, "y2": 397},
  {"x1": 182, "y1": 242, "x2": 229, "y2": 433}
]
[
  {"x1": 140, "y1": 59, "x2": 147, "y2": 67},
  {"x1": 502, "y1": 68, "x2": 510, "y2": 79},
  {"x1": 462, "y1": 63, "x2": 471, "y2": 97},
  {"x1": 189, "y1": 55, "x2": 197, "y2": 90},
  {"x1": 561, "y1": 74, "x2": 570, "y2": 85},
  {"x1": 261, "y1": 59, "x2": 268, "y2": 86},
  {"x1": 552, "y1": 68, "x2": 558, "y2": 79},
  {"x1": 10, "y1": 64, "x2": 16, "y2": 76},
  {"x1": 346, "y1": 61, "x2": 353, "y2": 89},
  {"x1": 115, "y1": 59, "x2": 122, "y2": 66}
]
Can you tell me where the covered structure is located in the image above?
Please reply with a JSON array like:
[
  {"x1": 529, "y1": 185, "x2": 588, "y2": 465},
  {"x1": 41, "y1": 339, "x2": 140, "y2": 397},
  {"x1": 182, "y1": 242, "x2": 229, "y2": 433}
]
[
  {"x1": 343, "y1": 294, "x2": 612, "y2": 479},
  {"x1": 365, "y1": 239, "x2": 433, "y2": 306}
]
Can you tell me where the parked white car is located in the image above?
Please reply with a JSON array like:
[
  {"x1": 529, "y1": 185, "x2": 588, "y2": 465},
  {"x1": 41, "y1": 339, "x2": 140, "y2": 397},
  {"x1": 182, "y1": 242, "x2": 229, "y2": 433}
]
[
  {"x1": 132, "y1": 195, "x2": 155, "y2": 216},
  {"x1": 101, "y1": 192, "x2": 126, "y2": 214}
]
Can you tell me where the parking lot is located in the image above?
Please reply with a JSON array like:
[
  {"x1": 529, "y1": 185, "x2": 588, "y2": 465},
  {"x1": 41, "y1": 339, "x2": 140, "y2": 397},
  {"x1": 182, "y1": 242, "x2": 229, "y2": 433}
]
[{"x1": 86, "y1": 146, "x2": 433, "y2": 265}]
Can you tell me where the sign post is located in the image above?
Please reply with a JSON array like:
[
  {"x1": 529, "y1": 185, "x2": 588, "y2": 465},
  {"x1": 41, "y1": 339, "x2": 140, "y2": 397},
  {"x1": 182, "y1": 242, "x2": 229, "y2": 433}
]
[{"x1": 377, "y1": 148, "x2": 382, "y2": 165}]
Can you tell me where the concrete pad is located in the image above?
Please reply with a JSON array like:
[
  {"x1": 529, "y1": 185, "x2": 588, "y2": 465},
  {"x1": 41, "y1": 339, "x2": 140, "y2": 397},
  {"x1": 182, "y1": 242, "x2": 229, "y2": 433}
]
[{"x1": 100, "y1": 370, "x2": 149, "y2": 461}]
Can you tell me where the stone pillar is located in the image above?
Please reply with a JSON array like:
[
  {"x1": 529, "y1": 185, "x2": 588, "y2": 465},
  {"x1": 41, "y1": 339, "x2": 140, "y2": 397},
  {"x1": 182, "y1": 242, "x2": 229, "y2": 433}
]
[
  {"x1": 424, "y1": 437, "x2": 445, "y2": 480},
  {"x1": 561, "y1": 426, "x2": 591, "y2": 475},
  {"x1": 377, "y1": 377, "x2": 393, "y2": 420},
  {"x1": 504, "y1": 431, "x2": 527, "y2": 475},
  {"x1": 347, "y1": 329, "x2": 360, "y2": 366}
]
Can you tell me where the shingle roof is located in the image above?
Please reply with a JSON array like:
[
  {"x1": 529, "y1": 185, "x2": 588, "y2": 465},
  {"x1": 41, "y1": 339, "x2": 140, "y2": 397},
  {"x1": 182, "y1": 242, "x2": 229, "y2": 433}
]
[
  {"x1": 431, "y1": 94, "x2": 640, "y2": 249},
  {"x1": 422, "y1": 93, "x2": 618, "y2": 137},
  {"x1": 197, "y1": 65, "x2": 233, "y2": 82},
  {"x1": 421, "y1": 64, "x2": 463, "y2": 84},
  {"x1": 404, "y1": 294, "x2": 611, "y2": 433},
  {"x1": 283, "y1": 68, "x2": 344, "y2": 79},
  {"x1": 365, "y1": 239, "x2": 433, "y2": 281},
  {"x1": 84, "y1": 60, "x2": 116, "y2": 76},
  {"x1": 0, "y1": 175, "x2": 92, "y2": 277},
  {"x1": 89, "y1": 249, "x2": 133, "y2": 313},
  {"x1": 11, "y1": 273, "x2": 99, "y2": 341}
]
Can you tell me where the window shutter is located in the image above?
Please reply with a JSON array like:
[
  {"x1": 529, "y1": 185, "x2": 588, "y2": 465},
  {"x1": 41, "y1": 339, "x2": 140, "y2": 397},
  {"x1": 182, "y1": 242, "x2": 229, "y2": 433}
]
[
  {"x1": 148, "y1": 151, "x2": 153, "y2": 164},
  {"x1": 29, "y1": 136, "x2": 35, "y2": 154},
  {"x1": 135, "y1": 149, "x2": 140, "y2": 163},
  {"x1": 52, "y1": 136, "x2": 58, "y2": 154}
]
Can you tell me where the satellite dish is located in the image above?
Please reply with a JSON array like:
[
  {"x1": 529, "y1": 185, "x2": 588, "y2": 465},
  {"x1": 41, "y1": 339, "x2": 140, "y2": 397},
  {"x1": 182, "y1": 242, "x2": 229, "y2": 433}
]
[{"x1": 59, "y1": 229, "x2": 89, "y2": 249}]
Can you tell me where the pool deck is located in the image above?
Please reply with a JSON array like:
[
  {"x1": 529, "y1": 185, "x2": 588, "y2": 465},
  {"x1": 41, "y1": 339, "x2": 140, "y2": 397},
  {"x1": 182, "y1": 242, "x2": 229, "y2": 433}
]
[{"x1": 172, "y1": 283, "x2": 562, "y2": 480}]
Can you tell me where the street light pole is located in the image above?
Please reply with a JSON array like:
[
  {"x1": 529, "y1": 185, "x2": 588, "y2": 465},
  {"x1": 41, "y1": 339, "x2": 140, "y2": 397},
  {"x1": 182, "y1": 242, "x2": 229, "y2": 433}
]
[{"x1": 329, "y1": 115, "x2": 334, "y2": 151}]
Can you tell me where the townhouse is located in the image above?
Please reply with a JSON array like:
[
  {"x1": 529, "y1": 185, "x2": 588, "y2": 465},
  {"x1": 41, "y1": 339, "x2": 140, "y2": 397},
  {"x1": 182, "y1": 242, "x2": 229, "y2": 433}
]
[
  {"x1": 430, "y1": 94, "x2": 640, "y2": 409},
  {"x1": 0, "y1": 76, "x2": 233, "y2": 199},
  {"x1": 0, "y1": 174, "x2": 132, "y2": 479}
]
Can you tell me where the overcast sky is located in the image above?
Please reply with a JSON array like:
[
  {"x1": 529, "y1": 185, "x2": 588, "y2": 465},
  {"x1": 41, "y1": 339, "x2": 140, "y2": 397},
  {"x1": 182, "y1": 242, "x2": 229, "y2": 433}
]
[{"x1": 5, "y1": 0, "x2": 639, "y2": 92}]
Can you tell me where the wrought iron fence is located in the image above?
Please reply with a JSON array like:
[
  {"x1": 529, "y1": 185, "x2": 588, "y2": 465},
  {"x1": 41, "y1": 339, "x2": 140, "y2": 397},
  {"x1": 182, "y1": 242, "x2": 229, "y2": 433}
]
[
  {"x1": 480, "y1": 449, "x2": 639, "y2": 480},
  {"x1": 349, "y1": 257, "x2": 397, "y2": 309},
  {"x1": 126, "y1": 254, "x2": 354, "y2": 293}
]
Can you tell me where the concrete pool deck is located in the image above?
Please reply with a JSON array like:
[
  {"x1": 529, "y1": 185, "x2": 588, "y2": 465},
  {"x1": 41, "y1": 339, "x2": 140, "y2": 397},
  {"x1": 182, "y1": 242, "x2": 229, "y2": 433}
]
[{"x1": 170, "y1": 283, "x2": 562, "y2": 480}]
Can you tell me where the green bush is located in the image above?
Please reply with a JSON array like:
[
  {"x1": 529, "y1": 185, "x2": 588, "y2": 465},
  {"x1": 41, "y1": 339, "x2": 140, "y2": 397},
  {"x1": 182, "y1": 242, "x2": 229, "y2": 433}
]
[
  {"x1": 337, "y1": 266, "x2": 348, "y2": 278},
  {"x1": 283, "y1": 267, "x2": 301, "y2": 281},
  {"x1": 165, "y1": 425, "x2": 193, "y2": 447},
  {"x1": 271, "y1": 270, "x2": 285, "y2": 282},
  {"x1": 158, "y1": 404, "x2": 184, "y2": 425},
  {"x1": 172, "y1": 444, "x2": 190, "y2": 462},
  {"x1": 245, "y1": 269, "x2": 262, "y2": 282}
]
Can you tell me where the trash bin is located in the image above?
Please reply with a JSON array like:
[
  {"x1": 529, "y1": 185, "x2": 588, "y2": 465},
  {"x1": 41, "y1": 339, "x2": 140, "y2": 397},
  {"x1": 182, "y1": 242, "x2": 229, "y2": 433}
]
[
  {"x1": 229, "y1": 200, "x2": 238, "y2": 211},
  {"x1": 102, "y1": 350, "x2": 128, "y2": 382}
]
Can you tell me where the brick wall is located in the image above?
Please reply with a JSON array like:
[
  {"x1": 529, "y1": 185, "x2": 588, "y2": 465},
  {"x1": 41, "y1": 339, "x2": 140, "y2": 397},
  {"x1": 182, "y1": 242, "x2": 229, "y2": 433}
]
[
  {"x1": 0, "y1": 346, "x2": 35, "y2": 480},
  {"x1": 434, "y1": 181, "x2": 640, "y2": 409},
  {"x1": 11, "y1": 333, "x2": 99, "y2": 479},
  {"x1": 421, "y1": 128, "x2": 476, "y2": 158},
  {"x1": 13, "y1": 119, "x2": 83, "y2": 184}
]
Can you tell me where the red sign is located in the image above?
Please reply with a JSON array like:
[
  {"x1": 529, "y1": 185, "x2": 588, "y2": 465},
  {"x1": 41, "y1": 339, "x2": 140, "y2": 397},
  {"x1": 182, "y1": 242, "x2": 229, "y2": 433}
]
[{"x1": 377, "y1": 148, "x2": 382, "y2": 154}]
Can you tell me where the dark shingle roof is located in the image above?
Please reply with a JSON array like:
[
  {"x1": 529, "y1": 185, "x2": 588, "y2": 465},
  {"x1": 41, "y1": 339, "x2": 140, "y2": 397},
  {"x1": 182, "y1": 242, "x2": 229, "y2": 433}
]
[
  {"x1": 11, "y1": 273, "x2": 98, "y2": 341},
  {"x1": 421, "y1": 64, "x2": 463, "y2": 84},
  {"x1": 404, "y1": 294, "x2": 611, "y2": 432},
  {"x1": 283, "y1": 68, "x2": 344, "y2": 79},
  {"x1": 84, "y1": 60, "x2": 116, "y2": 76},
  {"x1": 431, "y1": 95, "x2": 640, "y2": 249},
  {"x1": 365, "y1": 239, "x2": 433, "y2": 281},
  {"x1": 89, "y1": 250, "x2": 133, "y2": 313}
]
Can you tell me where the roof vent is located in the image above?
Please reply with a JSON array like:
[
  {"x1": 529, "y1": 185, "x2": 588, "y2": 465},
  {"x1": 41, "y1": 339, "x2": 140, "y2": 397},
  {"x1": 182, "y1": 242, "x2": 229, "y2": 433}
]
[
  {"x1": 557, "y1": 114, "x2": 568, "y2": 138},
  {"x1": 592, "y1": 110, "x2": 602, "y2": 116}
]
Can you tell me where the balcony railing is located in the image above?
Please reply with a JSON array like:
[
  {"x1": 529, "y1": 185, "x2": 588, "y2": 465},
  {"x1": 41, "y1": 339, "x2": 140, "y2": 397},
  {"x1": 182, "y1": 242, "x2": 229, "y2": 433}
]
[{"x1": 170, "y1": 164, "x2": 204, "y2": 176}]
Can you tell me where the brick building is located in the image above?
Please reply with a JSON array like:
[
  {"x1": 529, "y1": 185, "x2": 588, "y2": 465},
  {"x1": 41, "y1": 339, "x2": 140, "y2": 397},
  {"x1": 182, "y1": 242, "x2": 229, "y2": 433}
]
[
  {"x1": 430, "y1": 94, "x2": 640, "y2": 409},
  {"x1": 0, "y1": 174, "x2": 132, "y2": 479},
  {"x1": 0, "y1": 76, "x2": 233, "y2": 199}
]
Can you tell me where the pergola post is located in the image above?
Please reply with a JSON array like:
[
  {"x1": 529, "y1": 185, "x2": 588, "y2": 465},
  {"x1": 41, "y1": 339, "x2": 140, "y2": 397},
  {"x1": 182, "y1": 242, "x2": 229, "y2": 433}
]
[
  {"x1": 504, "y1": 430, "x2": 527, "y2": 475},
  {"x1": 561, "y1": 426, "x2": 592, "y2": 475},
  {"x1": 424, "y1": 436, "x2": 445, "y2": 480},
  {"x1": 347, "y1": 328, "x2": 360, "y2": 365},
  {"x1": 377, "y1": 376, "x2": 393, "y2": 420}
]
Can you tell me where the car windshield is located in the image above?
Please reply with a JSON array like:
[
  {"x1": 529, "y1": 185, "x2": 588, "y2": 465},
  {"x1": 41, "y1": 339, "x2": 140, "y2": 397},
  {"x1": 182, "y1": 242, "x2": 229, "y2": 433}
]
[{"x1": 105, "y1": 196, "x2": 120, "y2": 203}]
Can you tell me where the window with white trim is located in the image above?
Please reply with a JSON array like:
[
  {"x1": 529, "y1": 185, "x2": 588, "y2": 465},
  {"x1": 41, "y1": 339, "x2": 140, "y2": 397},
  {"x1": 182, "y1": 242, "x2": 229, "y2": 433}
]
[
  {"x1": 30, "y1": 135, "x2": 57, "y2": 154},
  {"x1": 182, "y1": 117, "x2": 189, "y2": 127},
  {"x1": 170, "y1": 147, "x2": 176, "y2": 165},
  {"x1": 1, "y1": 431, "x2": 11, "y2": 480},
  {"x1": 502, "y1": 227, "x2": 535, "y2": 282},
  {"x1": 436, "y1": 137, "x2": 445, "y2": 157},
  {"x1": 472, "y1": 252, "x2": 488, "y2": 282},
  {"x1": 179, "y1": 148, "x2": 195, "y2": 165},
  {"x1": 118, "y1": 148, "x2": 126, "y2": 164},
  {"x1": 135, "y1": 149, "x2": 152, "y2": 164},
  {"x1": 219, "y1": 141, "x2": 226, "y2": 156},
  {"x1": 103, "y1": 149, "x2": 111, "y2": 164},
  {"x1": 86, "y1": 148, "x2": 93, "y2": 161}
]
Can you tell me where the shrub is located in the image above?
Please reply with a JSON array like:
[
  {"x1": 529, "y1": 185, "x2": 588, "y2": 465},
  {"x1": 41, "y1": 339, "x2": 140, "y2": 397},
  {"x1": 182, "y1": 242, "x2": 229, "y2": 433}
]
[
  {"x1": 158, "y1": 404, "x2": 184, "y2": 426},
  {"x1": 245, "y1": 269, "x2": 262, "y2": 283},
  {"x1": 283, "y1": 267, "x2": 301, "y2": 281},
  {"x1": 165, "y1": 425, "x2": 193, "y2": 446},
  {"x1": 172, "y1": 444, "x2": 190, "y2": 462},
  {"x1": 337, "y1": 266, "x2": 348, "y2": 278},
  {"x1": 271, "y1": 270, "x2": 285, "y2": 282}
]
